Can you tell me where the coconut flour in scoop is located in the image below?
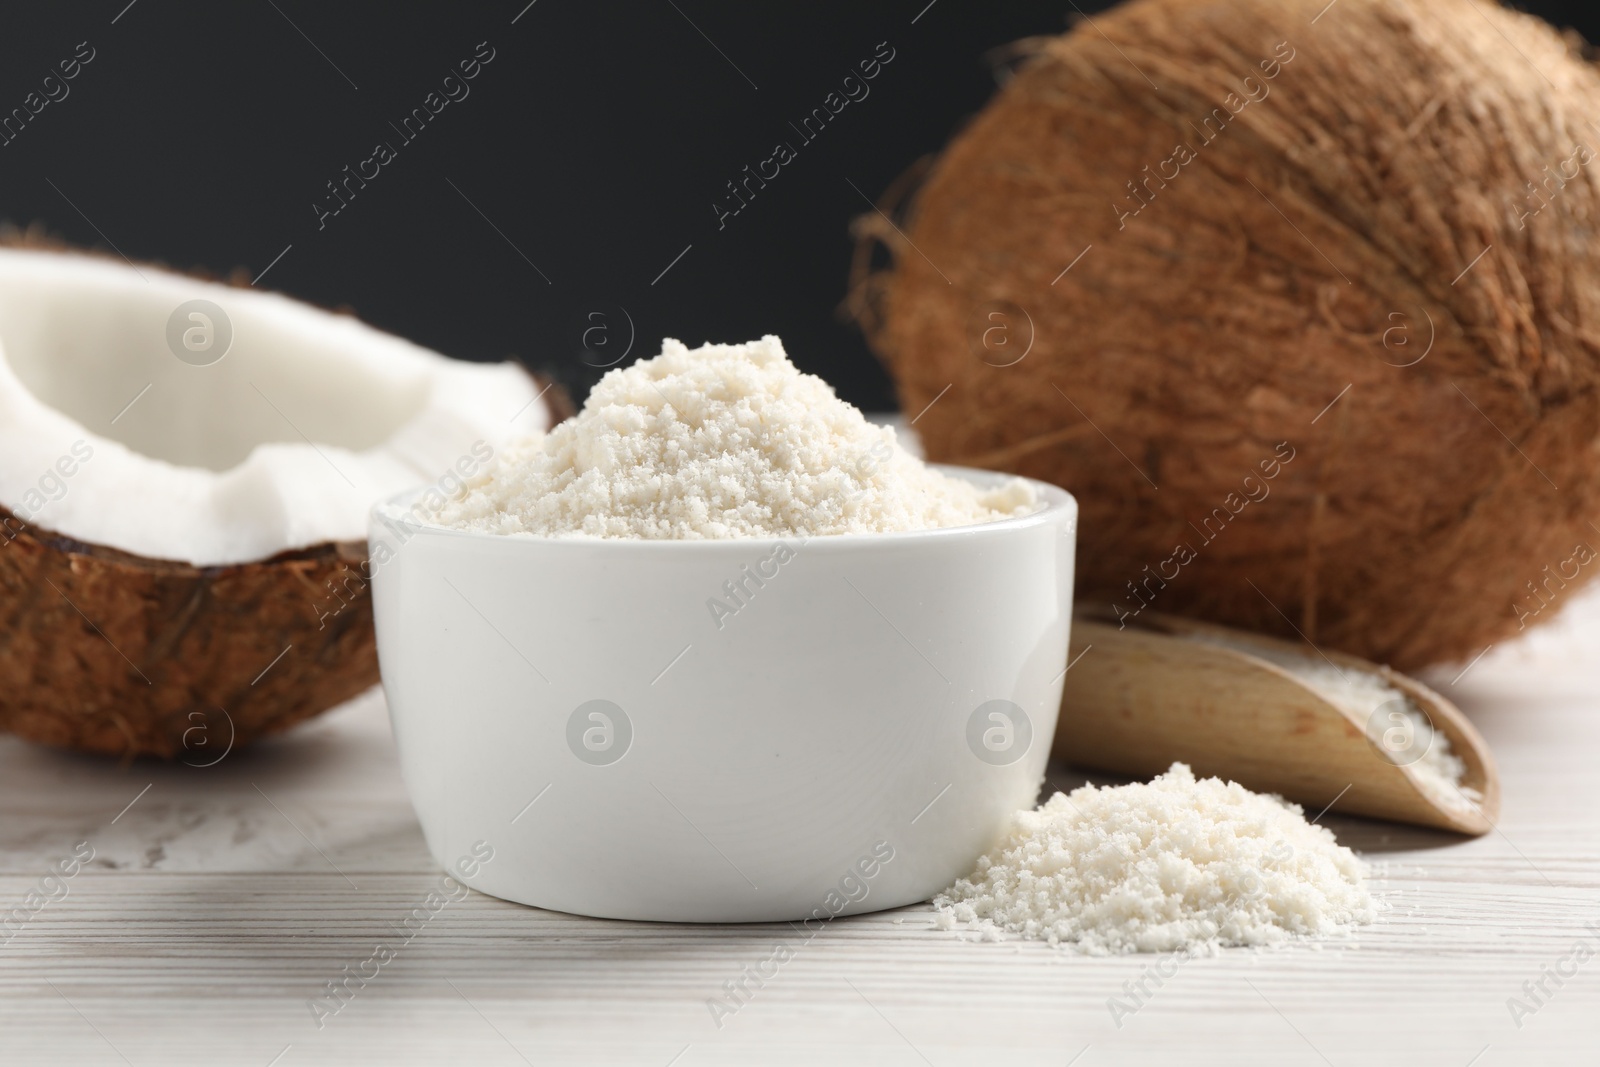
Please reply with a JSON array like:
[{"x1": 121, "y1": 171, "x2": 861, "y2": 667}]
[{"x1": 425, "y1": 335, "x2": 1035, "y2": 537}]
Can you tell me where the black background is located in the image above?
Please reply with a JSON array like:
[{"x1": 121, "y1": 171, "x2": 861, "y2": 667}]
[{"x1": 3, "y1": 1, "x2": 1592, "y2": 412}]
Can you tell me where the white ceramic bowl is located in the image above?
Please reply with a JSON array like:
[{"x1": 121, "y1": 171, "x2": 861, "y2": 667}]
[{"x1": 370, "y1": 467, "x2": 1076, "y2": 922}]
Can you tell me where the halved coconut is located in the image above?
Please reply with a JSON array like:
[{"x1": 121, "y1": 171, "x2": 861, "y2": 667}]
[{"x1": 0, "y1": 244, "x2": 561, "y2": 758}]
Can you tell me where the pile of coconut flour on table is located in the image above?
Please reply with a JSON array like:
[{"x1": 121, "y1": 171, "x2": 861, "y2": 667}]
[
  {"x1": 426, "y1": 335, "x2": 1035, "y2": 537},
  {"x1": 935, "y1": 763, "x2": 1377, "y2": 954}
]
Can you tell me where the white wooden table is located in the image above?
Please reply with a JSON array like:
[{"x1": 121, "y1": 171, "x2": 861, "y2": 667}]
[{"x1": 2, "y1": 587, "x2": 1597, "y2": 1066}]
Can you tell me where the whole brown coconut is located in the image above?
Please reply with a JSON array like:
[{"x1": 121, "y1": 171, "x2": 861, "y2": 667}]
[{"x1": 862, "y1": 0, "x2": 1600, "y2": 668}]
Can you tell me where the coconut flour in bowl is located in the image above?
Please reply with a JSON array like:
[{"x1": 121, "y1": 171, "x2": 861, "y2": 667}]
[
  {"x1": 370, "y1": 375, "x2": 1077, "y2": 921},
  {"x1": 424, "y1": 335, "x2": 1036, "y2": 538}
]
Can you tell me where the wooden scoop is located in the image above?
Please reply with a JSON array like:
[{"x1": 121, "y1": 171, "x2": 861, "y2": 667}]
[{"x1": 1053, "y1": 611, "x2": 1500, "y2": 835}]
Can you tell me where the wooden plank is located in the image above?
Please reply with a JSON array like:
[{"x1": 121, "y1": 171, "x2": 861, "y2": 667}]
[{"x1": 2, "y1": 591, "x2": 1598, "y2": 1065}]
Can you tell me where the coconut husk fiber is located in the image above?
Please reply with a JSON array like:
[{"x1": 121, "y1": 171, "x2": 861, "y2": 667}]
[{"x1": 859, "y1": 0, "x2": 1600, "y2": 669}]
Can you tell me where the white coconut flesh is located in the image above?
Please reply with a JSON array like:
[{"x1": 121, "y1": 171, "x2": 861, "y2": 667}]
[{"x1": 0, "y1": 249, "x2": 549, "y2": 567}]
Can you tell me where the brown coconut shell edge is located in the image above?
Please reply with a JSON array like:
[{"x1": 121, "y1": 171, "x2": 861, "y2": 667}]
[{"x1": 0, "y1": 518, "x2": 379, "y2": 758}]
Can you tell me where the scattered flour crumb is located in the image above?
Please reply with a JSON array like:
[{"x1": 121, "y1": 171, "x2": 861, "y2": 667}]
[
  {"x1": 1183, "y1": 632, "x2": 1481, "y2": 810},
  {"x1": 933, "y1": 763, "x2": 1376, "y2": 955},
  {"x1": 425, "y1": 335, "x2": 1036, "y2": 538}
]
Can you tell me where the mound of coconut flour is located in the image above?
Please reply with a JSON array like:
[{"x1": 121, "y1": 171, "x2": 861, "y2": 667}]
[
  {"x1": 426, "y1": 336, "x2": 1036, "y2": 538},
  {"x1": 934, "y1": 763, "x2": 1376, "y2": 955}
]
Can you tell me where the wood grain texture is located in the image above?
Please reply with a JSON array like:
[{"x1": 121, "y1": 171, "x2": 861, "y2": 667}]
[
  {"x1": 1054, "y1": 613, "x2": 1500, "y2": 834},
  {"x1": 2, "y1": 592, "x2": 1599, "y2": 1065}
]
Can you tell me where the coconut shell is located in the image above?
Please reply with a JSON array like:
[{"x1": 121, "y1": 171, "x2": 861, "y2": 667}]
[
  {"x1": 0, "y1": 512, "x2": 375, "y2": 758},
  {"x1": 862, "y1": 0, "x2": 1600, "y2": 669}
]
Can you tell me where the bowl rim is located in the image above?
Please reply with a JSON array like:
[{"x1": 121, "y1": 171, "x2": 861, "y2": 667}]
[{"x1": 370, "y1": 464, "x2": 1077, "y2": 552}]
